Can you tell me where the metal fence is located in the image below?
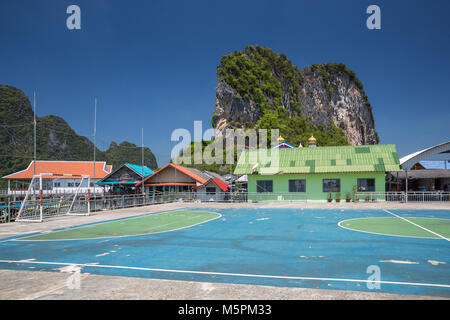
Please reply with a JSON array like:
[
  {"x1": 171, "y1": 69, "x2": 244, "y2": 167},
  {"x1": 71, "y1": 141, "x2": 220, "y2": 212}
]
[
  {"x1": 4, "y1": 188, "x2": 105, "y2": 196},
  {"x1": 1, "y1": 191, "x2": 449, "y2": 223},
  {"x1": 355, "y1": 192, "x2": 450, "y2": 203},
  {"x1": 0, "y1": 200, "x2": 21, "y2": 223}
]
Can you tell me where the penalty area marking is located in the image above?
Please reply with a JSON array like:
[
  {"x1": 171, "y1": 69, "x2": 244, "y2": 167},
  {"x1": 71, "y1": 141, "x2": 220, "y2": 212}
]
[
  {"x1": 14, "y1": 211, "x2": 221, "y2": 241},
  {"x1": 383, "y1": 210, "x2": 450, "y2": 242},
  {"x1": 0, "y1": 259, "x2": 449, "y2": 289},
  {"x1": 337, "y1": 217, "x2": 450, "y2": 240}
]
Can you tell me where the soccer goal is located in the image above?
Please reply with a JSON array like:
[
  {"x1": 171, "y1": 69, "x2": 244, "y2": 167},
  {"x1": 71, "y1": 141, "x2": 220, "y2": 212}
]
[{"x1": 16, "y1": 174, "x2": 91, "y2": 222}]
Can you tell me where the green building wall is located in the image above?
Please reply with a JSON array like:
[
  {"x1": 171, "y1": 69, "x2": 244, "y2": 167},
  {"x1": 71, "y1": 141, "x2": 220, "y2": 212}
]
[{"x1": 247, "y1": 172, "x2": 386, "y2": 202}]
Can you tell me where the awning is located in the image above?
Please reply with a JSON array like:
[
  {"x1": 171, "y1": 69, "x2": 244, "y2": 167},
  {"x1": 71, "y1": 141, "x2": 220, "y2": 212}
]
[{"x1": 390, "y1": 170, "x2": 450, "y2": 179}]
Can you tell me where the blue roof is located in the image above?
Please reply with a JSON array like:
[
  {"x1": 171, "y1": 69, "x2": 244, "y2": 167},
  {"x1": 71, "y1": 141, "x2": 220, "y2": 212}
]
[
  {"x1": 96, "y1": 181, "x2": 121, "y2": 185},
  {"x1": 96, "y1": 180, "x2": 139, "y2": 185},
  {"x1": 125, "y1": 163, "x2": 154, "y2": 177},
  {"x1": 419, "y1": 161, "x2": 450, "y2": 170}
]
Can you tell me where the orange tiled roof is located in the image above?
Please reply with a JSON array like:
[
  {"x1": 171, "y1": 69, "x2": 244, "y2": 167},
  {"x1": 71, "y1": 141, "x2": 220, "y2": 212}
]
[
  {"x1": 136, "y1": 163, "x2": 208, "y2": 187},
  {"x1": 2, "y1": 161, "x2": 112, "y2": 180}
]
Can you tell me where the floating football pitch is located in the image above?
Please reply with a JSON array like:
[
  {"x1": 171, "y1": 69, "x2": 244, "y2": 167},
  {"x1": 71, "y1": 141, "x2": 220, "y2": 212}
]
[{"x1": 0, "y1": 208, "x2": 449, "y2": 297}]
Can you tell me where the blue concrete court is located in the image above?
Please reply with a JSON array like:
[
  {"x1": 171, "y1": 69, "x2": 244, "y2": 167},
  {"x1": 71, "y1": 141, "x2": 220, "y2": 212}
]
[{"x1": 0, "y1": 208, "x2": 449, "y2": 297}]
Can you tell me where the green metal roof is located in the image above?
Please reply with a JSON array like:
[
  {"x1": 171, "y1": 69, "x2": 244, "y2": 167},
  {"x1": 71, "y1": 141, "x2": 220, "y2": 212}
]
[{"x1": 234, "y1": 144, "x2": 401, "y2": 175}]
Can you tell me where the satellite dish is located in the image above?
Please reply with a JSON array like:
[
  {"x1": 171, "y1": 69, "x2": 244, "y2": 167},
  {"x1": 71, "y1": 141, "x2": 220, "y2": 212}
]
[{"x1": 251, "y1": 163, "x2": 259, "y2": 171}]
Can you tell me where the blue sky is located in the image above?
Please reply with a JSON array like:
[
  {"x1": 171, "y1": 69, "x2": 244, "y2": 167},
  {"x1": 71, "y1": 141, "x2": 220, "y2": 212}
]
[{"x1": 1, "y1": 0, "x2": 449, "y2": 166}]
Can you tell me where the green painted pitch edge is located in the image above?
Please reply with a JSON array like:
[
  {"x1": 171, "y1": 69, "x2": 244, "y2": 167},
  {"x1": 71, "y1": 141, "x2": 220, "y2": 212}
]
[
  {"x1": 338, "y1": 217, "x2": 450, "y2": 239},
  {"x1": 18, "y1": 210, "x2": 222, "y2": 241}
]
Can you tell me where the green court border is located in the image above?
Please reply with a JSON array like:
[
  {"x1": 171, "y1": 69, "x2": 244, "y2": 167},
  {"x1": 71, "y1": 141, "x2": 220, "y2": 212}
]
[
  {"x1": 338, "y1": 217, "x2": 450, "y2": 239},
  {"x1": 16, "y1": 210, "x2": 222, "y2": 242}
]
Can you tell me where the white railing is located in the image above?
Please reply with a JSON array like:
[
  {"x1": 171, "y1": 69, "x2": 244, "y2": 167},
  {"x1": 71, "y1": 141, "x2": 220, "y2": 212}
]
[
  {"x1": 356, "y1": 192, "x2": 450, "y2": 203},
  {"x1": 6, "y1": 188, "x2": 104, "y2": 196},
  {"x1": 404, "y1": 192, "x2": 450, "y2": 202}
]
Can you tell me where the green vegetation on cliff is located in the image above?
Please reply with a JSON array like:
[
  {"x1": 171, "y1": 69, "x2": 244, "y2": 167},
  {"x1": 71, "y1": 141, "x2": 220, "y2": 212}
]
[{"x1": 216, "y1": 45, "x2": 373, "y2": 147}]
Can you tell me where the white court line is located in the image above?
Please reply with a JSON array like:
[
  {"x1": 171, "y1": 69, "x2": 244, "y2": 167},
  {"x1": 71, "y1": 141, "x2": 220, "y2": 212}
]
[
  {"x1": 0, "y1": 259, "x2": 449, "y2": 289},
  {"x1": 383, "y1": 210, "x2": 450, "y2": 242}
]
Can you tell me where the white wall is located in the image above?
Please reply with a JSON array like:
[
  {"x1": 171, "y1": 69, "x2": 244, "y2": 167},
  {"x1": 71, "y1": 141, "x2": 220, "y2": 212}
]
[{"x1": 8, "y1": 178, "x2": 105, "y2": 195}]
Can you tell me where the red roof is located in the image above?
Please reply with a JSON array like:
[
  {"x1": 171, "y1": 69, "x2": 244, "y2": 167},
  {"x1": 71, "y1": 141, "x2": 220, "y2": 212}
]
[
  {"x1": 2, "y1": 161, "x2": 112, "y2": 180},
  {"x1": 197, "y1": 178, "x2": 229, "y2": 192},
  {"x1": 137, "y1": 163, "x2": 208, "y2": 187}
]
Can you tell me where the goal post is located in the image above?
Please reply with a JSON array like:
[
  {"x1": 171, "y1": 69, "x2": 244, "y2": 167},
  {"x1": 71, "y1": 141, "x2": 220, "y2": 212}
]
[
  {"x1": 67, "y1": 175, "x2": 91, "y2": 216},
  {"x1": 16, "y1": 174, "x2": 42, "y2": 222},
  {"x1": 16, "y1": 173, "x2": 91, "y2": 222}
]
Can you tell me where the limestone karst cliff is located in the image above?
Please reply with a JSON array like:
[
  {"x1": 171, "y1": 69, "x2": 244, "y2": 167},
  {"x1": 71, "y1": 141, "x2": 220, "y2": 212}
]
[{"x1": 212, "y1": 45, "x2": 379, "y2": 146}]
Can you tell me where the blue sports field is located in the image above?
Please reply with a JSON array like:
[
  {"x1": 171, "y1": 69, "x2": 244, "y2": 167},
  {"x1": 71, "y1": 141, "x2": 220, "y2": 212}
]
[{"x1": 0, "y1": 208, "x2": 449, "y2": 297}]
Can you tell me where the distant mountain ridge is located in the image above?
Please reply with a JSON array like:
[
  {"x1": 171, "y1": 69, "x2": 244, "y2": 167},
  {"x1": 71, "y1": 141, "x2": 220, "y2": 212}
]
[{"x1": 0, "y1": 84, "x2": 157, "y2": 184}]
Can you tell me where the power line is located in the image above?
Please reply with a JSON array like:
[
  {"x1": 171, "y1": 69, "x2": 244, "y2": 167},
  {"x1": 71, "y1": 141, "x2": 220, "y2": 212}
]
[
  {"x1": 0, "y1": 154, "x2": 33, "y2": 159},
  {"x1": 0, "y1": 123, "x2": 34, "y2": 128}
]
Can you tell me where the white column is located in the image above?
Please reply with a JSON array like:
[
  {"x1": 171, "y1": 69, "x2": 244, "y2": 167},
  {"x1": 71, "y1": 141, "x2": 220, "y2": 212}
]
[{"x1": 405, "y1": 170, "x2": 408, "y2": 203}]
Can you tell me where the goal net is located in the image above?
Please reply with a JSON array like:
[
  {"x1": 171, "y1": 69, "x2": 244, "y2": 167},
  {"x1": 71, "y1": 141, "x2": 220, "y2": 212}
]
[{"x1": 16, "y1": 174, "x2": 91, "y2": 222}]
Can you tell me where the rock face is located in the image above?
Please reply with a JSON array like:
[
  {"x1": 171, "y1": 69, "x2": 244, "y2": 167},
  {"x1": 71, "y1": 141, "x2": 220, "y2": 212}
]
[
  {"x1": 214, "y1": 81, "x2": 262, "y2": 133},
  {"x1": 212, "y1": 46, "x2": 379, "y2": 146},
  {"x1": 299, "y1": 66, "x2": 378, "y2": 145}
]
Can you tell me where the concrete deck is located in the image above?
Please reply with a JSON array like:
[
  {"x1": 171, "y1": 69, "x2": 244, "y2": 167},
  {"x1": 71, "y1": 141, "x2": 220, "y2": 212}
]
[{"x1": 0, "y1": 269, "x2": 445, "y2": 300}]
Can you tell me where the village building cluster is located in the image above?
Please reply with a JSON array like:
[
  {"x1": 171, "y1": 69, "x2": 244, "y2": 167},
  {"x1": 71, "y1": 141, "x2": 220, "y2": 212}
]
[{"x1": 2, "y1": 138, "x2": 449, "y2": 202}]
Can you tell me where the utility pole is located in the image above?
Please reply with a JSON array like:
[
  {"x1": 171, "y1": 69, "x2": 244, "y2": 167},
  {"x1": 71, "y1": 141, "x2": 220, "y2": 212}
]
[
  {"x1": 93, "y1": 97, "x2": 97, "y2": 183},
  {"x1": 142, "y1": 127, "x2": 145, "y2": 195},
  {"x1": 33, "y1": 91, "x2": 37, "y2": 176}
]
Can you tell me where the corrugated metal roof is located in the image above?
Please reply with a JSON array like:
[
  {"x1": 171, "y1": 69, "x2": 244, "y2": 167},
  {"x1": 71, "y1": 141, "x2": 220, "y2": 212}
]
[
  {"x1": 419, "y1": 161, "x2": 450, "y2": 170},
  {"x1": 234, "y1": 145, "x2": 401, "y2": 174},
  {"x1": 393, "y1": 169, "x2": 450, "y2": 179},
  {"x1": 125, "y1": 163, "x2": 154, "y2": 178}
]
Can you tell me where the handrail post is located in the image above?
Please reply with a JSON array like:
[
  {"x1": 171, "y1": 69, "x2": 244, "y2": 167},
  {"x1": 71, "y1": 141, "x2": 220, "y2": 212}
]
[{"x1": 7, "y1": 197, "x2": 11, "y2": 223}]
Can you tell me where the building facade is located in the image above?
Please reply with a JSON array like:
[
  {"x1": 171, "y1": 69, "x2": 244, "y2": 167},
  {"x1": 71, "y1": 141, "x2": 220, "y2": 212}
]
[
  {"x1": 234, "y1": 142, "x2": 401, "y2": 202},
  {"x1": 388, "y1": 141, "x2": 450, "y2": 192},
  {"x1": 2, "y1": 160, "x2": 112, "y2": 194},
  {"x1": 195, "y1": 178, "x2": 230, "y2": 201},
  {"x1": 97, "y1": 163, "x2": 154, "y2": 194},
  {"x1": 135, "y1": 163, "x2": 230, "y2": 201}
]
